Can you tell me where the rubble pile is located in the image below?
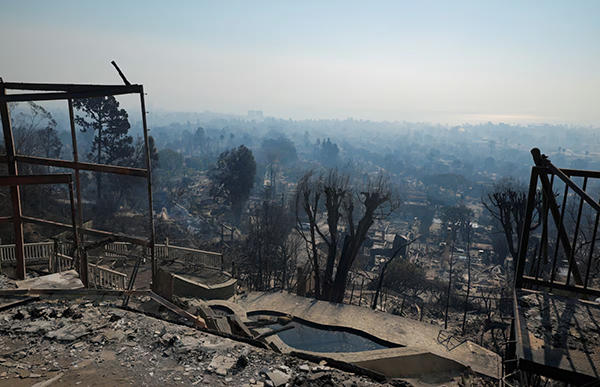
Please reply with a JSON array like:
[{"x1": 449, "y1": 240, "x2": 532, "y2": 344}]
[{"x1": 0, "y1": 298, "x2": 404, "y2": 386}]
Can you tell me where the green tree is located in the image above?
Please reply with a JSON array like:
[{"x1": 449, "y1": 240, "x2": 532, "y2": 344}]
[
  {"x1": 158, "y1": 149, "x2": 184, "y2": 174},
  {"x1": 194, "y1": 127, "x2": 206, "y2": 155},
  {"x1": 383, "y1": 260, "x2": 427, "y2": 298},
  {"x1": 210, "y1": 145, "x2": 257, "y2": 222},
  {"x1": 320, "y1": 138, "x2": 339, "y2": 165},
  {"x1": 106, "y1": 135, "x2": 159, "y2": 211},
  {"x1": 258, "y1": 137, "x2": 298, "y2": 165},
  {"x1": 73, "y1": 96, "x2": 133, "y2": 202}
]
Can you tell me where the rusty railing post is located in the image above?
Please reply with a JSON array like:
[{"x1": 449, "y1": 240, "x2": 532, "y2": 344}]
[
  {"x1": 514, "y1": 167, "x2": 538, "y2": 289},
  {"x1": 0, "y1": 82, "x2": 25, "y2": 280}
]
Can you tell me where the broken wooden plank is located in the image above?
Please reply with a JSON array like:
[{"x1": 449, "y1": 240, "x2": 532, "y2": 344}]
[
  {"x1": 148, "y1": 292, "x2": 206, "y2": 329},
  {"x1": 227, "y1": 314, "x2": 254, "y2": 338},
  {"x1": 0, "y1": 296, "x2": 39, "y2": 311},
  {"x1": 211, "y1": 316, "x2": 232, "y2": 335}
]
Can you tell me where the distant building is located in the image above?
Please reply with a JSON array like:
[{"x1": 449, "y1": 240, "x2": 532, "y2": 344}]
[{"x1": 247, "y1": 110, "x2": 264, "y2": 121}]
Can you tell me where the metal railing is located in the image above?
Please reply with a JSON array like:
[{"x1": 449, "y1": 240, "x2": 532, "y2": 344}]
[{"x1": 515, "y1": 149, "x2": 600, "y2": 298}]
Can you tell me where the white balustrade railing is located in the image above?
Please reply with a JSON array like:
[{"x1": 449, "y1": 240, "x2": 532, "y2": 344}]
[
  {"x1": 0, "y1": 244, "x2": 15, "y2": 261},
  {"x1": 49, "y1": 253, "x2": 127, "y2": 290},
  {"x1": 49, "y1": 253, "x2": 74, "y2": 273},
  {"x1": 88, "y1": 263, "x2": 127, "y2": 290},
  {"x1": 1, "y1": 241, "x2": 222, "y2": 288},
  {"x1": 103, "y1": 242, "x2": 129, "y2": 258},
  {"x1": 158, "y1": 244, "x2": 223, "y2": 270},
  {"x1": 0, "y1": 242, "x2": 54, "y2": 262},
  {"x1": 102, "y1": 242, "x2": 223, "y2": 270}
]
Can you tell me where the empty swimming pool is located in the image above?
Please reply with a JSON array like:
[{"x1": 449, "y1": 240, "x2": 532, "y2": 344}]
[{"x1": 274, "y1": 322, "x2": 391, "y2": 352}]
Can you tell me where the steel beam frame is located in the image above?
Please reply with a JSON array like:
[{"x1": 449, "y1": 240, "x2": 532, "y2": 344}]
[{"x1": 0, "y1": 75, "x2": 155, "y2": 287}]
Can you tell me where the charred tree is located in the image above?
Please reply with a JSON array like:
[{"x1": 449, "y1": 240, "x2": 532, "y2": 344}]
[{"x1": 296, "y1": 170, "x2": 400, "y2": 303}]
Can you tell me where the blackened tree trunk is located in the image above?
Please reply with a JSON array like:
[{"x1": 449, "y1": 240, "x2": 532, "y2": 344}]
[{"x1": 331, "y1": 187, "x2": 396, "y2": 304}]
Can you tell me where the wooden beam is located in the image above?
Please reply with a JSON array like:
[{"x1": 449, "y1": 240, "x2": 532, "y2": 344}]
[
  {"x1": 0, "y1": 297, "x2": 39, "y2": 311},
  {"x1": 14, "y1": 155, "x2": 148, "y2": 177},
  {"x1": 149, "y1": 292, "x2": 206, "y2": 328}
]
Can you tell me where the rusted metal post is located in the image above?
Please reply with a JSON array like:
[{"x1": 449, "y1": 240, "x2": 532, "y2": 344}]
[
  {"x1": 514, "y1": 168, "x2": 539, "y2": 289},
  {"x1": 565, "y1": 177, "x2": 587, "y2": 285},
  {"x1": 140, "y1": 89, "x2": 156, "y2": 283},
  {"x1": 165, "y1": 237, "x2": 169, "y2": 260},
  {"x1": 68, "y1": 180, "x2": 85, "y2": 286},
  {"x1": 0, "y1": 83, "x2": 25, "y2": 280},
  {"x1": 531, "y1": 148, "x2": 584, "y2": 286},
  {"x1": 67, "y1": 99, "x2": 86, "y2": 286},
  {"x1": 67, "y1": 100, "x2": 84, "y2": 229},
  {"x1": 51, "y1": 239, "x2": 58, "y2": 273}
]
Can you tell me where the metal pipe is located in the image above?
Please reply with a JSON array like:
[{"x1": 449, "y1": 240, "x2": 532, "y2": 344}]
[
  {"x1": 68, "y1": 99, "x2": 84, "y2": 228},
  {"x1": 140, "y1": 88, "x2": 156, "y2": 285}
]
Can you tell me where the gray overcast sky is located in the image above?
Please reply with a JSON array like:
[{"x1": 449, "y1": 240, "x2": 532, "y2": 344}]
[{"x1": 1, "y1": 1, "x2": 599, "y2": 125}]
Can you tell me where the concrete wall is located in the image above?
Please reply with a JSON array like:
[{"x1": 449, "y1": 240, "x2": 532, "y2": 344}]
[
  {"x1": 353, "y1": 351, "x2": 464, "y2": 377},
  {"x1": 173, "y1": 275, "x2": 236, "y2": 300}
]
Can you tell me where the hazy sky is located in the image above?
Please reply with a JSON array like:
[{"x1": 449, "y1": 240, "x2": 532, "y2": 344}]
[{"x1": 1, "y1": 1, "x2": 599, "y2": 125}]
